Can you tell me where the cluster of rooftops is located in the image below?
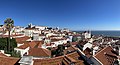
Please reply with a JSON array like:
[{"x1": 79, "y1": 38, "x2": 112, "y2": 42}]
[{"x1": 0, "y1": 24, "x2": 120, "y2": 65}]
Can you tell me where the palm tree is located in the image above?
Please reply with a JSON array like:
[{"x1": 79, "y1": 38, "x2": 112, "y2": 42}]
[{"x1": 4, "y1": 18, "x2": 14, "y2": 52}]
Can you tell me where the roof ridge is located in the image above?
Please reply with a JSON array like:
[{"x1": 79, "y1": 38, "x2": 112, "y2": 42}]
[{"x1": 42, "y1": 48, "x2": 51, "y2": 56}]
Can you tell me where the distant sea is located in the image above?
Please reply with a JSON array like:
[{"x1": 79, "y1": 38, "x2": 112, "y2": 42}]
[{"x1": 75, "y1": 31, "x2": 120, "y2": 37}]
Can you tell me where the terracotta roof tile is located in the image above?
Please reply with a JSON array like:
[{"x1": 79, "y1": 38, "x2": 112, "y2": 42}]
[
  {"x1": 78, "y1": 41, "x2": 87, "y2": 47},
  {"x1": 28, "y1": 48, "x2": 51, "y2": 57},
  {"x1": 65, "y1": 55, "x2": 77, "y2": 63},
  {"x1": 17, "y1": 41, "x2": 29, "y2": 44},
  {"x1": 83, "y1": 47, "x2": 92, "y2": 58},
  {"x1": 33, "y1": 56, "x2": 64, "y2": 65},
  {"x1": 0, "y1": 56, "x2": 19, "y2": 65},
  {"x1": 64, "y1": 46, "x2": 77, "y2": 54},
  {"x1": 34, "y1": 41, "x2": 44, "y2": 48},
  {"x1": 17, "y1": 41, "x2": 43, "y2": 49},
  {"x1": 63, "y1": 52, "x2": 85, "y2": 65},
  {"x1": 28, "y1": 41, "x2": 38, "y2": 48},
  {"x1": 51, "y1": 38, "x2": 65, "y2": 42},
  {"x1": 15, "y1": 36, "x2": 30, "y2": 42},
  {"x1": 94, "y1": 46, "x2": 117, "y2": 65},
  {"x1": 33, "y1": 51, "x2": 85, "y2": 65}
]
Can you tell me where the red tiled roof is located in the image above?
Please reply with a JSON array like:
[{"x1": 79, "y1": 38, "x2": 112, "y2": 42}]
[
  {"x1": 34, "y1": 56, "x2": 64, "y2": 65},
  {"x1": 78, "y1": 41, "x2": 87, "y2": 46},
  {"x1": 17, "y1": 41, "x2": 43, "y2": 49},
  {"x1": 17, "y1": 41, "x2": 29, "y2": 44},
  {"x1": 15, "y1": 36, "x2": 30, "y2": 43},
  {"x1": 63, "y1": 52, "x2": 84, "y2": 65},
  {"x1": 34, "y1": 41, "x2": 44, "y2": 48},
  {"x1": 65, "y1": 55, "x2": 77, "y2": 63},
  {"x1": 94, "y1": 46, "x2": 117, "y2": 65},
  {"x1": 83, "y1": 47, "x2": 92, "y2": 58},
  {"x1": 51, "y1": 38, "x2": 65, "y2": 42},
  {"x1": 64, "y1": 46, "x2": 77, "y2": 55},
  {"x1": 28, "y1": 41, "x2": 38, "y2": 48},
  {"x1": 28, "y1": 48, "x2": 51, "y2": 57},
  {"x1": 33, "y1": 51, "x2": 85, "y2": 65},
  {"x1": 0, "y1": 56, "x2": 19, "y2": 65}
]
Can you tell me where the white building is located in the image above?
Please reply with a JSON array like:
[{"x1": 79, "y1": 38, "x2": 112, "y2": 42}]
[
  {"x1": 14, "y1": 26, "x2": 25, "y2": 33},
  {"x1": 51, "y1": 39, "x2": 67, "y2": 47},
  {"x1": 83, "y1": 42, "x2": 92, "y2": 51},
  {"x1": 33, "y1": 33, "x2": 45, "y2": 41},
  {"x1": 14, "y1": 45, "x2": 30, "y2": 57},
  {"x1": 35, "y1": 25, "x2": 47, "y2": 30},
  {"x1": 84, "y1": 31, "x2": 91, "y2": 39},
  {"x1": 24, "y1": 28, "x2": 40, "y2": 37}
]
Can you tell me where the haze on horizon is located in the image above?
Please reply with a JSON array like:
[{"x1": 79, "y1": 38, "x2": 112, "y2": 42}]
[{"x1": 0, "y1": 0, "x2": 120, "y2": 31}]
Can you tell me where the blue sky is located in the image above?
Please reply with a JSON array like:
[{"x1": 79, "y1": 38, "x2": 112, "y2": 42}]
[{"x1": 0, "y1": 0, "x2": 120, "y2": 30}]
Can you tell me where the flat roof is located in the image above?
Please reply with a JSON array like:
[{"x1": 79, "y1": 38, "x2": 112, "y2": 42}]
[{"x1": 19, "y1": 56, "x2": 33, "y2": 64}]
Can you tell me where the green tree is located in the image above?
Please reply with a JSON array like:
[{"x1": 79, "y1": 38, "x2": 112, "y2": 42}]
[
  {"x1": 0, "y1": 38, "x2": 17, "y2": 54},
  {"x1": 11, "y1": 50, "x2": 21, "y2": 58},
  {"x1": 56, "y1": 45, "x2": 64, "y2": 56},
  {"x1": 10, "y1": 38, "x2": 17, "y2": 51},
  {"x1": 0, "y1": 38, "x2": 7, "y2": 50},
  {"x1": 4, "y1": 18, "x2": 14, "y2": 52},
  {"x1": 72, "y1": 36, "x2": 78, "y2": 42}
]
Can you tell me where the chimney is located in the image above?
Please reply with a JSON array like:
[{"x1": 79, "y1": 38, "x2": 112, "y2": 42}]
[{"x1": 93, "y1": 49, "x2": 96, "y2": 55}]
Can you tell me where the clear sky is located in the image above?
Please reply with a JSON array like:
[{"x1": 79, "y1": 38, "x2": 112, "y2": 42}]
[{"x1": 0, "y1": 0, "x2": 120, "y2": 31}]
